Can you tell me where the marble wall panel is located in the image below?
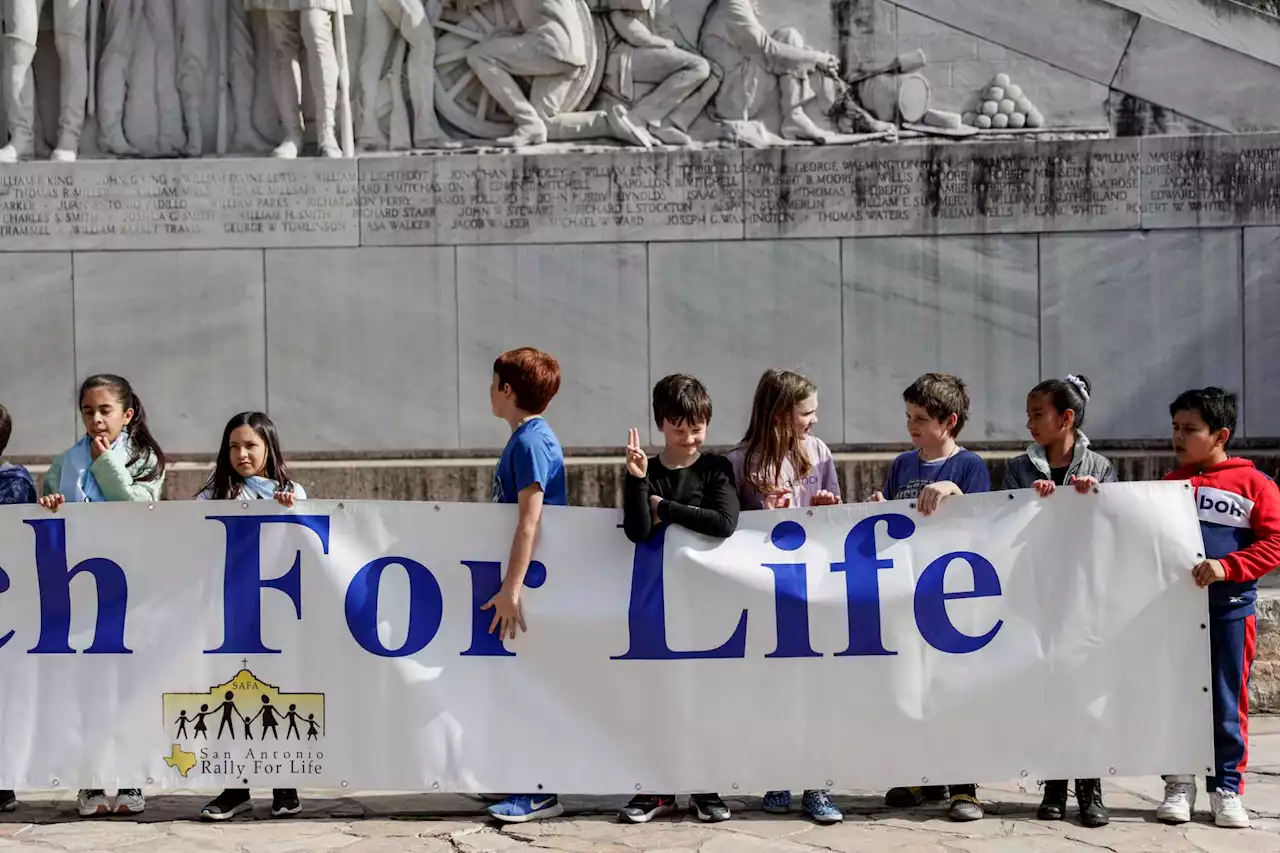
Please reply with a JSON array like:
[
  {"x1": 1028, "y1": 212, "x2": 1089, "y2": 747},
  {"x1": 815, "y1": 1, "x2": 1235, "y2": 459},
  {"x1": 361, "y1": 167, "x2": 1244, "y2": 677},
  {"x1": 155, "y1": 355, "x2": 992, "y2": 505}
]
[
  {"x1": 888, "y1": 0, "x2": 1138, "y2": 84},
  {"x1": 1114, "y1": 18, "x2": 1280, "y2": 133},
  {"x1": 1040, "y1": 230, "x2": 1244, "y2": 439},
  {"x1": 265, "y1": 247, "x2": 459, "y2": 452},
  {"x1": 72, "y1": 250, "x2": 267, "y2": 455},
  {"x1": 456, "y1": 244, "x2": 650, "y2": 450},
  {"x1": 1103, "y1": 0, "x2": 1280, "y2": 68},
  {"x1": 1140, "y1": 134, "x2": 1280, "y2": 230},
  {"x1": 0, "y1": 160, "x2": 359, "y2": 252},
  {"x1": 648, "y1": 240, "x2": 844, "y2": 449},
  {"x1": 843, "y1": 235, "x2": 1041, "y2": 444},
  {"x1": 0, "y1": 254, "x2": 75, "y2": 456},
  {"x1": 1244, "y1": 227, "x2": 1280, "y2": 439}
]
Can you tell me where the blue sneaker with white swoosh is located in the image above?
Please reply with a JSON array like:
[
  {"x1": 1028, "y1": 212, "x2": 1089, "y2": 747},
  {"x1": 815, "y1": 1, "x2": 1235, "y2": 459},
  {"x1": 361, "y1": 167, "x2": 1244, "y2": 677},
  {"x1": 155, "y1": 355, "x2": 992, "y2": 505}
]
[{"x1": 488, "y1": 794, "x2": 564, "y2": 823}]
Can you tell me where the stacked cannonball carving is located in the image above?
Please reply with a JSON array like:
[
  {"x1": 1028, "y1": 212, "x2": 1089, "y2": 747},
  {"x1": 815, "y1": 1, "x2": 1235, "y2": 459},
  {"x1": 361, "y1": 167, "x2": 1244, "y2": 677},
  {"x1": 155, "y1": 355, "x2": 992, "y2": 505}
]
[{"x1": 962, "y1": 73, "x2": 1044, "y2": 131}]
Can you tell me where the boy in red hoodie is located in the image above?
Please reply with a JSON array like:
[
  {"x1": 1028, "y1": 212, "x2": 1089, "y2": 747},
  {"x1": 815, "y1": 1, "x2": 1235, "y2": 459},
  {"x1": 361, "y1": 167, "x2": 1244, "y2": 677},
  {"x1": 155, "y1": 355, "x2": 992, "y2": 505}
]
[{"x1": 1157, "y1": 388, "x2": 1280, "y2": 830}]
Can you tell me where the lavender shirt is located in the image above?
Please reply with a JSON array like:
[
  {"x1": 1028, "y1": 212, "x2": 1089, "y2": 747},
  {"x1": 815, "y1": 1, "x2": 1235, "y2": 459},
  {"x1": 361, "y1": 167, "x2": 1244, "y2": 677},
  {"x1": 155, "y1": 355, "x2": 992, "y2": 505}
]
[{"x1": 726, "y1": 435, "x2": 841, "y2": 510}]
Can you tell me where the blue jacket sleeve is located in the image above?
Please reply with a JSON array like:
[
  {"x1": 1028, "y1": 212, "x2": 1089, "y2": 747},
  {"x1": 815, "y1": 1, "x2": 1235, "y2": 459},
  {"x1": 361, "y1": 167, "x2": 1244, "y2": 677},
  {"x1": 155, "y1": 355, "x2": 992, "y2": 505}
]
[{"x1": 0, "y1": 477, "x2": 36, "y2": 505}]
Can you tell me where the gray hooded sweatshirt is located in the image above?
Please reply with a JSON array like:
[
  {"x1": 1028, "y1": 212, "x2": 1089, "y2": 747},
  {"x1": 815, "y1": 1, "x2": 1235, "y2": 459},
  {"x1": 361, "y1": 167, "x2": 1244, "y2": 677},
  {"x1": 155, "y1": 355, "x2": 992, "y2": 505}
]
[{"x1": 1002, "y1": 432, "x2": 1117, "y2": 489}]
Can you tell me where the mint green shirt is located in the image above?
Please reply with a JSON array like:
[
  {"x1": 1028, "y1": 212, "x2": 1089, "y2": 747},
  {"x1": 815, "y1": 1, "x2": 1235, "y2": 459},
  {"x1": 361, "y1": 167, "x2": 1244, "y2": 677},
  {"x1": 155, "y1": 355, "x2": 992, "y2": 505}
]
[{"x1": 44, "y1": 446, "x2": 164, "y2": 502}]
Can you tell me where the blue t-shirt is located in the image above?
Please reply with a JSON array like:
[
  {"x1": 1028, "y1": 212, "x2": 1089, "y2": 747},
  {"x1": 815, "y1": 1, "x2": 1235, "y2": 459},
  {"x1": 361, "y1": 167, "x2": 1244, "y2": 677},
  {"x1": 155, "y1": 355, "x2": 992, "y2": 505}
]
[
  {"x1": 492, "y1": 417, "x2": 567, "y2": 506},
  {"x1": 883, "y1": 449, "x2": 990, "y2": 501}
]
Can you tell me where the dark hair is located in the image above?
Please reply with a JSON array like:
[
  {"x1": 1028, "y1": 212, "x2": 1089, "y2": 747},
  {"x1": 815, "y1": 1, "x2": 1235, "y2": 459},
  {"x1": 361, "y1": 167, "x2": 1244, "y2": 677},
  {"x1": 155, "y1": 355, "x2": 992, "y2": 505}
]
[
  {"x1": 1030, "y1": 375, "x2": 1092, "y2": 429},
  {"x1": 79, "y1": 374, "x2": 165, "y2": 482},
  {"x1": 739, "y1": 369, "x2": 817, "y2": 492},
  {"x1": 198, "y1": 412, "x2": 295, "y2": 500},
  {"x1": 903, "y1": 373, "x2": 971, "y2": 437},
  {"x1": 653, "y1": 374, "x2": 712, "y2": 428},
  {"x1": 1170, "y1": 387, "x2": 1238, "y2": 446},
  {"x1": 0, "y1": 404, "x2": 10, "y2": 456},
  {"x1": 493, "y1": 348, "x2": 561, "y2": 414}
]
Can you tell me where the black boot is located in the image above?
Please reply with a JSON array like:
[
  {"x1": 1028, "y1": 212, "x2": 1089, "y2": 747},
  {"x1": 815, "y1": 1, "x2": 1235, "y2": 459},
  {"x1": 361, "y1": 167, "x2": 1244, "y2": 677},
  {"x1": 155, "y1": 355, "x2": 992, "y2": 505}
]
[
  {"x1": 1076, "y1": 779, "x2": 1109, "y2": 827},
  {"x1": 1037, "y1": 780, "x2": 1068, "y2": 820}
]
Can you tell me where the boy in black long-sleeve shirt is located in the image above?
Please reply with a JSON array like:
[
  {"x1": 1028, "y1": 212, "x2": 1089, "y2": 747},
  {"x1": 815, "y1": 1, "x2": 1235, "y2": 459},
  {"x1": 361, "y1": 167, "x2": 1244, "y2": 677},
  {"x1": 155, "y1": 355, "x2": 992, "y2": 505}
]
[{"x1": 619, "y1": 374, "x2": 740, "y2": 824}]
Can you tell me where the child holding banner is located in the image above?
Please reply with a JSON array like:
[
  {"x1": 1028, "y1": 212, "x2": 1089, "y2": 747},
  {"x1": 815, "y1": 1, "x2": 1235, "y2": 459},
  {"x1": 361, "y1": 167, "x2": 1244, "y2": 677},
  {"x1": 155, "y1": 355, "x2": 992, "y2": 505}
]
[
  {"x1": 870, "y1": 373, "x2": 989, "y2": 821},
  {"x1": 0, "y1": 403, "x2": 34, "y2": 814},
  {"x1": 484, "y1": 348, "x2": 568, "y2": 825},
  {"x1": 39, "y1": 374, "x2": 166, "y2": 818},
  {"x1": 1157, "y1": 388, "x2": 1280, "y2": 830},
  {"x1": 1003, "y1": 375, "x2": 1114, "y2": 828},
  {"x1": 195, "y1": 412, "x2": 305, "y2": 822},
  {"x1": 726, "y1": 368, "x2": 844, "y2": 825},
  {"x1": 619, "y1": 374, "x2": 739, "y2": 824}
]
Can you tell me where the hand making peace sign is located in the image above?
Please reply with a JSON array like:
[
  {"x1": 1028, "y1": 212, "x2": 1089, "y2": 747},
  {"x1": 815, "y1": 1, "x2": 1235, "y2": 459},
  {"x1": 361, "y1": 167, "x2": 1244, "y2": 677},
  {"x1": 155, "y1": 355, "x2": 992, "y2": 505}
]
[{"x1": 626, "y1": 428, "x2": 648, "y2": 479}]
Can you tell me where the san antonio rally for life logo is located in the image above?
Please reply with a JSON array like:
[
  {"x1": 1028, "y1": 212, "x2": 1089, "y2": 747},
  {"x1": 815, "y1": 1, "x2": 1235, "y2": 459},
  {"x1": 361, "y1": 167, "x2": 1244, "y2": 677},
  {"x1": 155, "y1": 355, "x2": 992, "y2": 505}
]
[{"x1": 161, "y1": 669, "x2": 325, "y2": 779}]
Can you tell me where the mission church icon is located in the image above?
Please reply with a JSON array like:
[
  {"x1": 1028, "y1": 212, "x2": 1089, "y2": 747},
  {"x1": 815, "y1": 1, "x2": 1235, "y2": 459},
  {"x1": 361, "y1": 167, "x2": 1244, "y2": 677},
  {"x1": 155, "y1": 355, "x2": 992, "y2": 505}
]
[{"x1": 161, "y1": 667, "x2": 325, "y2": 777}]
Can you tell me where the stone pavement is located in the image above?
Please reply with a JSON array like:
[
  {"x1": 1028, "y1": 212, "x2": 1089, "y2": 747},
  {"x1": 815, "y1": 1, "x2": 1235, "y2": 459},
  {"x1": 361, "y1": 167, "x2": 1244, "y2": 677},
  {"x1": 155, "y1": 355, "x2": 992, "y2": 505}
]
[{"x1": 8, "y1": 721, "x2": 1280, "y2": 852}]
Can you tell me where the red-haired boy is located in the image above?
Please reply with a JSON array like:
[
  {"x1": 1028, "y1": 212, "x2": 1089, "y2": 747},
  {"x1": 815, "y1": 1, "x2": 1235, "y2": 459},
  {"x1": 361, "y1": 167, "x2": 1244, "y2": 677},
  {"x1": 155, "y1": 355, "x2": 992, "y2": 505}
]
[{"x1": 483, "y1": 348, "x2": 568, "y2": 823}]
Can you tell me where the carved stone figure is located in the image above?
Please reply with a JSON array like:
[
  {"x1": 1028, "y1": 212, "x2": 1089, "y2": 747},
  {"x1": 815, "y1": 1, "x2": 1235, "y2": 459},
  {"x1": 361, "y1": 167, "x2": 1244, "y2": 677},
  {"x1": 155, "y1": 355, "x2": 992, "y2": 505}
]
[
  {"x1": 357, "y1": 0, "x2": 459, "y2": 149},
  {"x1": 698, "y1": 0, "x2": 841, "y2": 144},
  {"x1": 0, "y1": 0, "x2": 89, "y2": 162},
  {"x1": 465, "y1": 0, "x2": 649, "y2": 147},
  {"x1": 599, "y1": 0, "x2": 716, "y2": 146},
  {"x1": 246, "y1": 0, "x2": 352, "y2": 158},
  {"x1": 97, "y1": 0, "x2": 187, "y2": 156},
  {"x1": 226, "y1": 0, "x2": 273, "y2": 152}
]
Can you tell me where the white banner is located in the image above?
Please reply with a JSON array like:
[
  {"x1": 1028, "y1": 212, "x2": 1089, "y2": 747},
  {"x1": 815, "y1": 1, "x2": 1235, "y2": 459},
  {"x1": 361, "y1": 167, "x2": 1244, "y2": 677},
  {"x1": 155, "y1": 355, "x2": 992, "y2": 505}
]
[{"x1": 0, "y1": 482, "x2": 1213, "y2": 791}]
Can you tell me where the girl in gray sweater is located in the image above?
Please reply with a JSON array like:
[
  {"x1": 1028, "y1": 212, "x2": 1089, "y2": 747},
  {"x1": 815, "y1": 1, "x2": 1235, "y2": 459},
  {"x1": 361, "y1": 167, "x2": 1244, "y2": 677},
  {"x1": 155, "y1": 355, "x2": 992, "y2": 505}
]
[{"x1": 1004, "y1": 375, "x2": 1115, "y2": 827}]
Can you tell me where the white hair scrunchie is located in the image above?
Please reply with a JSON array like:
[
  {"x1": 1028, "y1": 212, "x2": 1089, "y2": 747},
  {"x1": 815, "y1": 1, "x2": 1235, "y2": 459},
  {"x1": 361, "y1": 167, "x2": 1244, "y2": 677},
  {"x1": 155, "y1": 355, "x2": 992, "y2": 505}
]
[{"x1": 1065, "y1": 374, "x2": 1090, "y2": 402}]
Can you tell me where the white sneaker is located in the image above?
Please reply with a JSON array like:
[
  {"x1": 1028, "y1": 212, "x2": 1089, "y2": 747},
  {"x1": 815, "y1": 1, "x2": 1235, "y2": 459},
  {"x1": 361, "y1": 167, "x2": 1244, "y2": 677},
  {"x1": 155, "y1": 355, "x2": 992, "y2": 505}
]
[
  {"x1": 77, "y1": 789, "x2": 111, "y2": 817},
  {"x1": 1210, "y1": 788, "x2": 1249, "y2": 829},
  {"x1": 1156, "y1": 776, "x2": 1196, "y2": 824},
  {"x1": 114, "y1": 789, "x2": 145, "y2": 816}
]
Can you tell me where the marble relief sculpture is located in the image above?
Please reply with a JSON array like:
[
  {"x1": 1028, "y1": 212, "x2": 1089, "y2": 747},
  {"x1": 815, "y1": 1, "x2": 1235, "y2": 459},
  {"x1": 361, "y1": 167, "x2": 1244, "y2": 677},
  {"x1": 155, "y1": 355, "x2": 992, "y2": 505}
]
[
  {"x1": 463, "y1": 0, "x2": 649, "y2": 147},
  {"x1": 597, "y1": 0, "x2": 717, "y2": 146},
  {"x1": 0, "y1": 0, "x2": 1060, "y2": 160},
  {"x1": 357, "y1": 0, "x2": 460, "y2": 150},
  {"x1": 698, "y1": 0, "x2": 843, "y2": 145},
  {"x1": 97, "y1": 0, "x2": 186, "y2": 156},
  {"x1": 227, "y1": 0, "x2": 275, "y2": 152},
  {"x1": 246, "y1": 0, "x2": 352, "y2": 158},
  {"x1": 0, "y1": 0, "x2": 88, "y2": 162},
  {"x1": 463, "y1": 0, "x2": 589, "y2": 146}
]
